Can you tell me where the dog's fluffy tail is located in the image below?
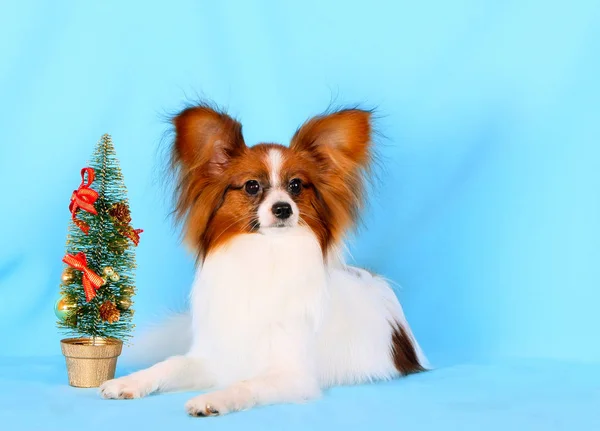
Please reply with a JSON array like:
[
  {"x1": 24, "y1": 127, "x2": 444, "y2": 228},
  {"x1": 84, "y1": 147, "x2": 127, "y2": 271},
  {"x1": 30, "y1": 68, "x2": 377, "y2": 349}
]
[{"x1": 120, "y1": 312, "x2": 192, "y2": 367}]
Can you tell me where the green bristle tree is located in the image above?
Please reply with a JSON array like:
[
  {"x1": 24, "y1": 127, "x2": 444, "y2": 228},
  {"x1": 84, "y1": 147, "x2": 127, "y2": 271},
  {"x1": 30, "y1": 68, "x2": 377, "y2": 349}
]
[{"x1": 56, "y1": 134, "x2": 142, "y2": 342}]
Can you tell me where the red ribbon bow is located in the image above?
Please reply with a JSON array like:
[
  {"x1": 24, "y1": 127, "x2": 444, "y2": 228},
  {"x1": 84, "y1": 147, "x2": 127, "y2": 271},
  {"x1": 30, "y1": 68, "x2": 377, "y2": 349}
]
[
  {"x1": 125, "y1": 228, "x2": 144, "y2": 246},
  {"x1": 69, "y1": 168, "x2": 98, "y2": 234},
  {"x1": 62, "y1": 252, "x2": 105, "y2": 302}
]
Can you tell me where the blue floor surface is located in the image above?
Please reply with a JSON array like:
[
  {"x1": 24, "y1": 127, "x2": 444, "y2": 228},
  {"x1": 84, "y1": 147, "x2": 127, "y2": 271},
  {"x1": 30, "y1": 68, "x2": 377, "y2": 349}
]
[{"x1": 1, "y1": 357, "x2": 598, "y2": 431}]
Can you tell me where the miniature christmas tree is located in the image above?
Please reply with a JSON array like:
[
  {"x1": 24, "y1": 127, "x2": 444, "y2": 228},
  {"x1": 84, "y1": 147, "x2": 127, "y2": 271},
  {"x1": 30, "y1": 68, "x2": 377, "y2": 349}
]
[{"x1": 56, "y1": 134, "x2": 142, "y2": 343}]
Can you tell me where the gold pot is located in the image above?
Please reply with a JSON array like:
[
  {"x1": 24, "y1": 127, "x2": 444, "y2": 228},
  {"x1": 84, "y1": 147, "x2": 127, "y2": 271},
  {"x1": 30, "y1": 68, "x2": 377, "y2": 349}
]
[{"x1": 60, "y1": 337, "x2": 123, "y2": 388}]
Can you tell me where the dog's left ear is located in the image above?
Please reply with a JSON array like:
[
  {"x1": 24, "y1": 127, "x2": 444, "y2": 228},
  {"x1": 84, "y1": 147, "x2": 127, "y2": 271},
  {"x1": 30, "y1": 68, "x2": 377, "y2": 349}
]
[
  {"x1": 290, "y1": 109, "x2": 372, "y2": 169},
  {"x1": 290, "y1": 109, "x2": 373, "y2": 242}
]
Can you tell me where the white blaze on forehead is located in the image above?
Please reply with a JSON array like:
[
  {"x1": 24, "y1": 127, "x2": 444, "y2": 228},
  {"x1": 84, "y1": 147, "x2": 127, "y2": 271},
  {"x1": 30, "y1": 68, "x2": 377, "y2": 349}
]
[
  {"x1": 267, "y1": 148, "x2": 283, "y2": 188},
  {"x1": 258, "y1": 148, "x2": 299, "y2": 229}
]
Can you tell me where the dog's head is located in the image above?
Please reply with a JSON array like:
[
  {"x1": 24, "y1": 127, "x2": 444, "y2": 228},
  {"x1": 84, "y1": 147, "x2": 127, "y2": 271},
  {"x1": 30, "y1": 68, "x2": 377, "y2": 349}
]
[{"x1": 170, "y1": 103, "x2": 374, "y2": 259}]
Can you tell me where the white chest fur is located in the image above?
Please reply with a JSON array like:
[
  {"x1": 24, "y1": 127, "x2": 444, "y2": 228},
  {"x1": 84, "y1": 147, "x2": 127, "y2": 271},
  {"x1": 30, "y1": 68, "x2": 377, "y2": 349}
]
[{"x1": 189, "y1": 227, "x2": 328, "y2": 385}]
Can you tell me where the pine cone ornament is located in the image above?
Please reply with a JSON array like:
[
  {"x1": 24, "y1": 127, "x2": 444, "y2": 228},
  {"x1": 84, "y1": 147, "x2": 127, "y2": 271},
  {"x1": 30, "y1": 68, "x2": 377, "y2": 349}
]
[
  {"x1": 99, "y1": 301, "x2": 120, "y2": 323},
  {"x1": 109, "y1": 202, "x2": 131, "y2": 224}
]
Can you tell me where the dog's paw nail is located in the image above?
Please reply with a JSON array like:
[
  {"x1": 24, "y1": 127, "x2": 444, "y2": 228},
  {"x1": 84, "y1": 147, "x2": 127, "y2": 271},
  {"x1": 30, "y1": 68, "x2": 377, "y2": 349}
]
[
  {"x1": 188, "y1": 403, "x2": 220, "y2": 417},
  {"x1": 206, "y1": 404, "x2": 219, "y2": 415}
]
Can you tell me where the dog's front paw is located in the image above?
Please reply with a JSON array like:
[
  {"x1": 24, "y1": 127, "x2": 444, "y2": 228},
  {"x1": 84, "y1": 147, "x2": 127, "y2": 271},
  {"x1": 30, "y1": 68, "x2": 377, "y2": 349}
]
[
  {"x1": 185, "y1": 387, "x2": 252, "y2": 417},
  {"x1": 100, "y1": 377, "x2": 152, "y2": 400}
]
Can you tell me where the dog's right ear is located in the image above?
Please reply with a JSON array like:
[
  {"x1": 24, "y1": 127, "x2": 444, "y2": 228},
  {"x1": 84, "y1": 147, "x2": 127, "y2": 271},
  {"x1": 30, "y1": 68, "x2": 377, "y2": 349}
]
[{"x1": 172, "y1": 105, "x2": 246, "y2": 175}]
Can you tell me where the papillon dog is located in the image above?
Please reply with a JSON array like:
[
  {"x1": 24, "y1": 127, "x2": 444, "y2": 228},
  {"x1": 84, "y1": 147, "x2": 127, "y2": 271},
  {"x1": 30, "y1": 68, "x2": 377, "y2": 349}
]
[{"x1": 100, "y1": 103, "x2": 427, "y2": 416}]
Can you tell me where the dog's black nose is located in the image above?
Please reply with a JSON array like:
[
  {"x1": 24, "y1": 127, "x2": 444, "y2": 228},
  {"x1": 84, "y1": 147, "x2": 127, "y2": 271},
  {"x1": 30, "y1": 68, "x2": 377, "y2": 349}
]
[{"x1": 272, "y1": 202, "x2": 292, "y2": 219}]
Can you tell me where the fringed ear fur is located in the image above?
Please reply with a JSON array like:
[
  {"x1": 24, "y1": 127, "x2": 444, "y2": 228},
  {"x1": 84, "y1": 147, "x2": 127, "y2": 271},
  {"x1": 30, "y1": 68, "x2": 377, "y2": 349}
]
[
  {"x1": 290, "y1": 109, "x2": 372, "y2": 170},
  {"x1": 170, "y1": 105, "x2": 247, "y2": 253},
  {"x1": 172, "y1": 105, "x2": 246, "y2": 176},
  {"x1": 290, "y1": 109, "x2": 373, "y2": 242}
]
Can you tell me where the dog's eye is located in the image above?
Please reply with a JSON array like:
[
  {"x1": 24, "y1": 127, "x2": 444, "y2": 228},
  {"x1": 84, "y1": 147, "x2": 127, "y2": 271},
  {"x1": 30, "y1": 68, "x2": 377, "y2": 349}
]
[
  {"x1": 244, "y1": 180, "x2": 261, "y2": 196},
  {"x1": 288, "y1": 178, "x2": 302, "y2": 195}
]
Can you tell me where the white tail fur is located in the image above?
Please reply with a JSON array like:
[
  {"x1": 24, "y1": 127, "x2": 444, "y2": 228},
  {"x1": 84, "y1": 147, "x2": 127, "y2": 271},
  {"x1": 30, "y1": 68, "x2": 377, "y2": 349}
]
[{"x1": 120, "y1": 312, "x2": 192, "y2": 367}]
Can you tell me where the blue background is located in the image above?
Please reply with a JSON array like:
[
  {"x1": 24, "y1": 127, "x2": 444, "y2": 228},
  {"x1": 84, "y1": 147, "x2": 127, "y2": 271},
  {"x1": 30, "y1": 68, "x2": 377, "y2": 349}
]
[{"x1": 1, "y1": 1, "x2": 599, "y2": 430}]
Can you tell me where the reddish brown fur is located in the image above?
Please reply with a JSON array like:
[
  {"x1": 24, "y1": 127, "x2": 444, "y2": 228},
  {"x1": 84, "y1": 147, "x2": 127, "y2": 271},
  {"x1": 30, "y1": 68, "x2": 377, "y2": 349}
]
[
  {"x1": 290, "y1": 109, "x2": 373, "y2": 248},
  {"x1": 391, "y1": 323, "x2": 426, "y2": 375},
  {"x1": 171, "y1": 104, "x2": 373, "y2": 259},
  {"x1": 278, "y1": 150, "x2": 330, "y2": 250}
]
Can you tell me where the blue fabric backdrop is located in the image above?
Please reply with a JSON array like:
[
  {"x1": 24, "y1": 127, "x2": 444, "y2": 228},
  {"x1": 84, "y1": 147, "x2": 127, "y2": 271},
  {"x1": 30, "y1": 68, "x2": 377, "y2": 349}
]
[{"x1": 0, "y1": 1, "x2": 599, "y2": 429}]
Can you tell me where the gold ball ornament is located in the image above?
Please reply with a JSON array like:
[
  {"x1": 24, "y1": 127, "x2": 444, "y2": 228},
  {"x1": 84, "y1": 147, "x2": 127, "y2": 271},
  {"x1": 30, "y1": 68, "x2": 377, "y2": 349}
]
[
  {"x1": 61, "y1": 268, "x2": 75, "y2": 283},
  {"x1": 120, "y1": 286, "x2": 134, "y2": 296},
  {"x1": 103, "y1": 266, "x2": 115, "y2": 276},
  {"x1": 109, "y1": 272, "x2": 120, "y2": 282},
  {"x1": 117, "y1": 297, "x2": 132, "y2": 311},
  {"x1": 54, "y1": 297, "x2": 76, "y2": 321}
]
